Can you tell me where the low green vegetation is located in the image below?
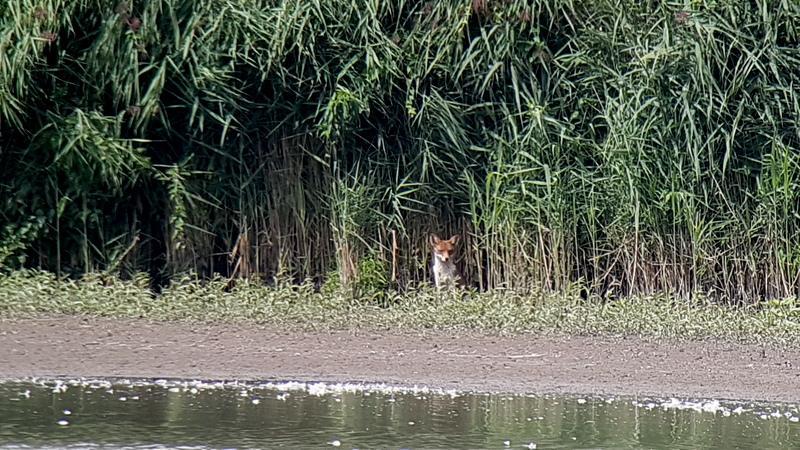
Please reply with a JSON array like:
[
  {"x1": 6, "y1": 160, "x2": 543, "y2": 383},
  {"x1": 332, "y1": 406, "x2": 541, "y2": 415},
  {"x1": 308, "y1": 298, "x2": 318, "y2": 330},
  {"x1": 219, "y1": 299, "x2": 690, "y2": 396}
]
[{"x1": 2, "y1": 271, "x2": 798, "y2": 343}]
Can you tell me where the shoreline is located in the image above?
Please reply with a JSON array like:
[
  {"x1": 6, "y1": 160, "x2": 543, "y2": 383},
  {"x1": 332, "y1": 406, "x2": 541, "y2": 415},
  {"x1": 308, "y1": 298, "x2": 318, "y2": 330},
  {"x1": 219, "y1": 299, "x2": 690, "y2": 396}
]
[{"x1": 1, "y1": 316, "x2": 799, "y2": 403}]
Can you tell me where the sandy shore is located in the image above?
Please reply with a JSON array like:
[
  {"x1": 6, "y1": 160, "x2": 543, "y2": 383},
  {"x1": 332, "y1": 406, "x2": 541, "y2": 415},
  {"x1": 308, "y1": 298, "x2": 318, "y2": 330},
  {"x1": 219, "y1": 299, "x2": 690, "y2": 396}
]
[{"x1": 1, "y1": 316, "x2": 798, "y2": 402}]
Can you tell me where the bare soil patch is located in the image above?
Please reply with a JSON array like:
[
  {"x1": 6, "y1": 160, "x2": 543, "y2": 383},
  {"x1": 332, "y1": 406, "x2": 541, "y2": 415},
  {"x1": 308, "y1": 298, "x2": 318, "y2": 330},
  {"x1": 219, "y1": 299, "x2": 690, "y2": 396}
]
[{"x1": 1, "y1": 316, "x2": 798, "y2": 402}]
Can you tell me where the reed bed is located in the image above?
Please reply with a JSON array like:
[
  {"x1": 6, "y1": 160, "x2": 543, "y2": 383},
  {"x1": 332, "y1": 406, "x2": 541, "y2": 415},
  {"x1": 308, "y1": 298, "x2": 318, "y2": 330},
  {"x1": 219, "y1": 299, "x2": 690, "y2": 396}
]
[{"x1": 1, "y1": 1, "x2": 799, "y2": 304}]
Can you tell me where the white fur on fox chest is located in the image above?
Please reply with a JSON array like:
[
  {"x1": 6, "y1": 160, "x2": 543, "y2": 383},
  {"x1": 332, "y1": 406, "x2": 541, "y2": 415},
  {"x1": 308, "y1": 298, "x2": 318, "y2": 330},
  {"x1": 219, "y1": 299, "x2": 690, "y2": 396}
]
[{"x1": 432, "y1": 256, "x2": 459, "y2": 287}]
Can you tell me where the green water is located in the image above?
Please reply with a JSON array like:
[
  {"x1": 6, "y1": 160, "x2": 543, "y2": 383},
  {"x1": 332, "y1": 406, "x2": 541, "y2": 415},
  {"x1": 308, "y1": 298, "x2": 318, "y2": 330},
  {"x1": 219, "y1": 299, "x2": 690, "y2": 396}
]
[{"x1": 0, "y1": 379, "x2": 798, "y2": 449}]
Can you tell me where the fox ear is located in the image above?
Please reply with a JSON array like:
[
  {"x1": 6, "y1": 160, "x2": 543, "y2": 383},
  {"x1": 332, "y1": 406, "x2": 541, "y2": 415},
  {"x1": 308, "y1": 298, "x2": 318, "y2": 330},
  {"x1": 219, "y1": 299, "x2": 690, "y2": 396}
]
[
  {"x1": 429, "y1": 234, "x2": 441, "y2": 246},
  {"x1": 449, "y1": 234, "x2": 460, "y2": 245}
]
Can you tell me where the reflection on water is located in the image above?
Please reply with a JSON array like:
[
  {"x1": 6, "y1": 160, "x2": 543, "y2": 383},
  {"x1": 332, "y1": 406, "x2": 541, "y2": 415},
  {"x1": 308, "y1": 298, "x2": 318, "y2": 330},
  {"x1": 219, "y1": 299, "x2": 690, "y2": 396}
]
[{"x1": 0, "y1": 379, "x2": 798, "y2": 449}]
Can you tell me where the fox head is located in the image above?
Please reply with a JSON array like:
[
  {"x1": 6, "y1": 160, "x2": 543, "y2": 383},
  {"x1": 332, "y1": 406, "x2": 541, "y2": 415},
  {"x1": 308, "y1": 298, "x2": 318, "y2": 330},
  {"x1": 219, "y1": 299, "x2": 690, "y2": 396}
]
[{"x1": 429, "y1": 234, "x2": 460, "y2": 263}]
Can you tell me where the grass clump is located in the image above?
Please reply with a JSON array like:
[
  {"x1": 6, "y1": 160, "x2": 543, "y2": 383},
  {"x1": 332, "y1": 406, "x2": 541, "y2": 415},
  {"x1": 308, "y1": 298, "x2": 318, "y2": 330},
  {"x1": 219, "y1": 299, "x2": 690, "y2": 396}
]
[{"x1": 1, "y1": 270, "x2": 798, "y2": 344}]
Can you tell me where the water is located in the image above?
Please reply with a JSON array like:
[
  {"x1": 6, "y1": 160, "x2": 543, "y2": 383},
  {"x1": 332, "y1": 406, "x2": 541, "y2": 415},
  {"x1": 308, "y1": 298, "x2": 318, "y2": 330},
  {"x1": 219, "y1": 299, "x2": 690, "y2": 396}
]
[{"x1": 0, "y1": 379, "x2": 798, "y2": 449}]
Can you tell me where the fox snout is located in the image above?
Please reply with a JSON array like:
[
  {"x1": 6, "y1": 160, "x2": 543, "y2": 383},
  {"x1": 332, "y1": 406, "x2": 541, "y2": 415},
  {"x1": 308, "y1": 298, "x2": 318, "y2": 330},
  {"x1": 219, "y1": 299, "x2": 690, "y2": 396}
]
[{"x1": 435, "y1": 250, "x2": 451, "y2": 262}]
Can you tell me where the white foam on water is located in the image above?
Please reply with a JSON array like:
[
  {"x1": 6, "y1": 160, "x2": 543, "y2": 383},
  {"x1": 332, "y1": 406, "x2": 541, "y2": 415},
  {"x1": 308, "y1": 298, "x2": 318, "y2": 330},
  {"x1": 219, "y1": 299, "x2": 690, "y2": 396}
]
[
  {"x1": 6, "y1": 377, "x2": 799, "y2": 423},
  {"x1": 630, "y1": 396, "x2": 800, "y2": 421}
]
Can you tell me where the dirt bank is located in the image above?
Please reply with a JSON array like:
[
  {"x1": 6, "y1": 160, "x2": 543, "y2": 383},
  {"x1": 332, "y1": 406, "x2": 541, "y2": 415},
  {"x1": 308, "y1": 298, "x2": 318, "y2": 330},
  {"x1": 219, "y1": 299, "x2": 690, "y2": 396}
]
[{"x1": 1, "y1": 316, "x2": 798, "y2": 402}]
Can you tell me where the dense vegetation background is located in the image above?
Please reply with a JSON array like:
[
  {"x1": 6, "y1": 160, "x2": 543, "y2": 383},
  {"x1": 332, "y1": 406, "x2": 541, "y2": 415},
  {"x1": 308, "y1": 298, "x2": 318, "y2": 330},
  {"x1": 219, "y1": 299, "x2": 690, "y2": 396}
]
[{"x1": 1, "y1": 0, "x2": 799, "y2": 303}]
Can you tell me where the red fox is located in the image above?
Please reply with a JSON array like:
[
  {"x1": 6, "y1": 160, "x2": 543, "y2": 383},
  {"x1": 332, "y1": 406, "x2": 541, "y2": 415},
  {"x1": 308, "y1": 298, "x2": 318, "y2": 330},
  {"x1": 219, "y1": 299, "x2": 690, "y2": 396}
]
[{"x1": 429, "y1": 234, "x2": 462, "y2": 288}]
